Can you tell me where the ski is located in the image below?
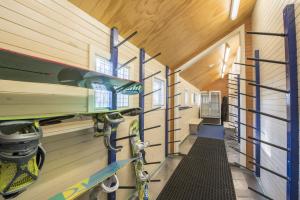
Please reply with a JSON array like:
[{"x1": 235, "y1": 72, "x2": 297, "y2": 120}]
[
  {"x1": 129, "y1": 119, "x2": 151, "y2": 200},
  {"x1": 49, "y1": 158, "x2": 137, "y2": 200}
]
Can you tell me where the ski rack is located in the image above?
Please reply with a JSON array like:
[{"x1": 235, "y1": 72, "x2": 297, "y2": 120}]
[
  {"x1": 118, "y1": 56, "x2": 137, "y2": 70},
  {"x1": 228, "y1": 4, "x2": 299, "y2": 200},
  {"x1": 228, "y1": 73, "x2": 241, "y2": 143},
  {"x1": 139, "y1": 48, "x2": 164, "y2": 161},
  {"x1": 247, "y1": 187, "x2": 274, "y2": 200},
  {"x1": 109, "y1": 27, "x2": 138, "y2": 200},
  {"x1": 165, "y1": 67, "x2": 183, "y2": 157},
  {"x1": 139, "y1": 48, "x2": 162, "y2": 143}
]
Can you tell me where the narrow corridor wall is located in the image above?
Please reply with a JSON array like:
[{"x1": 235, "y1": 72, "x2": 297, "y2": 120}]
[
  {"x1": 251, "y1": 0, "x2": 300, "y2": 199},
  {"x1": 173, "y1": 76, "x2": 200, "y2": 153},
  {"x1": 0, "y1": 0, "x2": 166, "y2": 199}
]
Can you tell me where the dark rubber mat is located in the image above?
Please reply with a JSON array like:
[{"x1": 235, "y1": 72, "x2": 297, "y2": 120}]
[
  {"x1": 157, "y1": 137, "x2": 236, "y2": 200},
  {"x1": 202, "y1": 117, "x2": 221, "y2": 125}
]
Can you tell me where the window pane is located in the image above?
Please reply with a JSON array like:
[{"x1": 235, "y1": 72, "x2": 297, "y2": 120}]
[
  {"x1": 153, "y1": 78, "x2": 164, "y2": 106},
  {"x1": 184, "y1": 90, "x2": 189, "y2": 105},
  {"x1": 117, "y1": 66, "x2": 130, "y2": 107},
  {"x1": 94, "y1": 56, "x2": 130, "y2": 108},
  {"x1": 95, "y1": 56, "x2": 112, "y2": 109}
]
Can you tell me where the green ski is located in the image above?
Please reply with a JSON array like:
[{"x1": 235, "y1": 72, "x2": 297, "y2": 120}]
[
  {"x1": 49, "y1": 158, "x2": 137, "y2": 200},
  {"x1": 129, "y1": 119, "x2": 151, "y2": 200}
]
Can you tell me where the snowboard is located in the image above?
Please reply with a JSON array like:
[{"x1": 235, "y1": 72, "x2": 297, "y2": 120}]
[
  {"x1": 49, "y1": 158, "x2": 137, "y2": 200},
  {"x1": 129, "y1": 119, "x2": 150, "y2": 200},
  {"x1": 0, "y1": 48, "x2": 143, "y2": 95}
]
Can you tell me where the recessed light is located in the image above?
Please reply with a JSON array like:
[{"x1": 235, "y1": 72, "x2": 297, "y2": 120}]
[
  {"x1": 230, "y1": 0, "x2": 240, "y2": 20},
  {"x1": 220, "y1": 62, "x2": 227, "y2": 78},
  {"x1": 224, "y1": 43, "x2": 231, "y2": 62}
]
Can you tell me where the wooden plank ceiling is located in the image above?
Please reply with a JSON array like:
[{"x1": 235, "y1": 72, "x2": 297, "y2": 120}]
[
  {"x1": 69, "y1": 0, "x2": 256, "y2": 68},
  {"x1": 180, "y1": 34, "x2": 240, "y2": 90}
]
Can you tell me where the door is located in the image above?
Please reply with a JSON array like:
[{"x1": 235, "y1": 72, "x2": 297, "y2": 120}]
[
  {"x1": 200, "y1": 91, "x2": 221, "y2": 118},
  {"x1": 200, "y1": 92, "x2": 210, "y2": 118},
  {"x1": 210, "y1": 91, "x2": 221, "y2": 118}
]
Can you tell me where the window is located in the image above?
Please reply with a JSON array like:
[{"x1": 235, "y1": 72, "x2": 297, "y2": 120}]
[
  {"x1": 94, "y1": 56, "x2": 130, "y2": 109},
  {"x1": 192, "y1": 93, "x2": 197, "y2": 105},
  {"x1": 184, "y1": 90, "x2": 189, "y2": 106},
  {"x1": 197, "y1": 93, "x2": 201, "y2": 106},
  {"x1": 94, "y1": 85, "x2": 111, "y2": 109},
  {"x1": 153, "y1": 77, "x2": 165, "y2": 106},
  {"x1": 95, "y1": 56, "x2": 112, "y2": 75},
  {"x1": 95, "y1": 56, "x2": 112, "y2": 109},
  {"x1": 117, "y1": 66, "x2": 130, "y2": 107}
]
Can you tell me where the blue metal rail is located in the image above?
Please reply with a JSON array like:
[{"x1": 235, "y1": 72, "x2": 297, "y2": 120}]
[
  {"x1": 254, "y1": 50, "x2": 261, "y2": 177},
  {"x1": 139, "y1": 49, "x2": 145, "y2": 142},
  {"x1": 165, "y1": 66, "x2": 169, "y2": 157},
  {"x1": 233, "y1": 4, "x2": 299, "y2": 199},
  {"x1": 237, "y1": 75, "x2": 241, "y2": 143},
  {"x1": 108, "y1": 27, "x2": 118, "y2": 200},
  {"x1": 283, "y1": 4, "x2": 299, "y2": 200},
  {"x1": 108, "y1": 27, "x2": 138, "y2": 200},
  {"x1": 166, "y1": 69, "x2": 182, "y2": 157}
]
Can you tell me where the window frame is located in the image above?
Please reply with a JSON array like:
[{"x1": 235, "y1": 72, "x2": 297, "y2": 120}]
[
  {"x1": 94, "y1": 57, "x2": 132, "y2": 109},
  {"x1": 184, "y1": 89, "x2": 189, "y2": 106},
  {"x1": 116, "y1": 66, "x2": 130, "y2": 108},
  {"x1": 152, "y1": 77, "x2": 165, "y2": 108},
  {"x1": 94, "y1": 54, "x2": 113, "y2": 110}
]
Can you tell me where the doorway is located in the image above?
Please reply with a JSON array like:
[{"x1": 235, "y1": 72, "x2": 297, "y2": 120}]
[{"x1": 200, "y1": 91, "x2": 221, "y2": 125}]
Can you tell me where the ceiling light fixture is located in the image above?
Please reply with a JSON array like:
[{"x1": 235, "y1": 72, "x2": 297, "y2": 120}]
[
  {"x1": 230, "y1": 0, "x2": 240, "y2": 20},
  {"x1": 220, "y1": 43, "x2": 230, "y2": 78},
  {"x1": 220, "y1": 62, "x2": 227, "y2": 79},
  {"x1": 224, "y1": 43, "x2": 231, "y2": 62}
]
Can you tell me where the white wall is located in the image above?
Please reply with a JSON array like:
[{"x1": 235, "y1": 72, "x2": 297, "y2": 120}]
[
  {"x1": 0, "y1": 1, "x2": 202, "y2": 199},
  {"x1": 174, "y1": 75, "x2": 200, "y2": 152},
  {"x1": 251, "y1": 0, "x2": 300, "y2": 199}
]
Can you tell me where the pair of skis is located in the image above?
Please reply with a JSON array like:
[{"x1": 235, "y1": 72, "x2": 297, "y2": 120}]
[{"x1": 129, "y1": 119, "x2": 151, "y2": 200}]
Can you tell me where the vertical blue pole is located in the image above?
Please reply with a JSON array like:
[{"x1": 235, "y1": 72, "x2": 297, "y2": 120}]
[
  {"x1": 254, "y1": 50, "x2": 261, "y2": 177},
  {"x1": 165, "y1": 66, "x2": 169, "y2": 157},
  {"x1": 237, "y1": 75, "x2": 241, "y2": 143},
  {"x1": 283, "y1": 4, "x2": 299, "y2": 200},
  {"x1": 108, "y1": 27, "x2": 118, "y2": 200},
  {"x1": 139, "y1": 49, "x2": 145, "y2": 142}
]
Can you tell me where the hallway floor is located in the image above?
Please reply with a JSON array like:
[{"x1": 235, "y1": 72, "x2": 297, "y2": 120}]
[{"x1": 150, "y1": 127, "x2": 264, "y2": 200}]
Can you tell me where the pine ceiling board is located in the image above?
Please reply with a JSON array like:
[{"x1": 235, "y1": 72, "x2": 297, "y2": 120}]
[
  {"x1": 192, "y1": 53, "x2": 237, "y2": 89},
  {"x1": 78, "y1": 0, "x2": 99, "y2": 13},
  {"x1": 180, "y1": 46, "x2": 223, "y2": 86},
  {"x1": 193, "y1": 69, "x2": 221, "y2": 88},
  {"x1": 180, "y1": 47, "x2": 223, "y2": 82},
  {"x1": 201, "y1": 75, "x2": 228, "y2": 91},
  {"x1": 188, "y1": 65, "x2": 220, "y2": 86},
  {"x1": 183, "y1": 65, "x2": 220, "y2": 89},
  {"x1": 69, "y1": 0, "x2": 256, "y2": 68},
  {"x1": 180, "y1": 34, "x2": 240, "y2": 89},
  {"x1": 71, "y1": 0, "x2": 84, "y2": 7}
]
